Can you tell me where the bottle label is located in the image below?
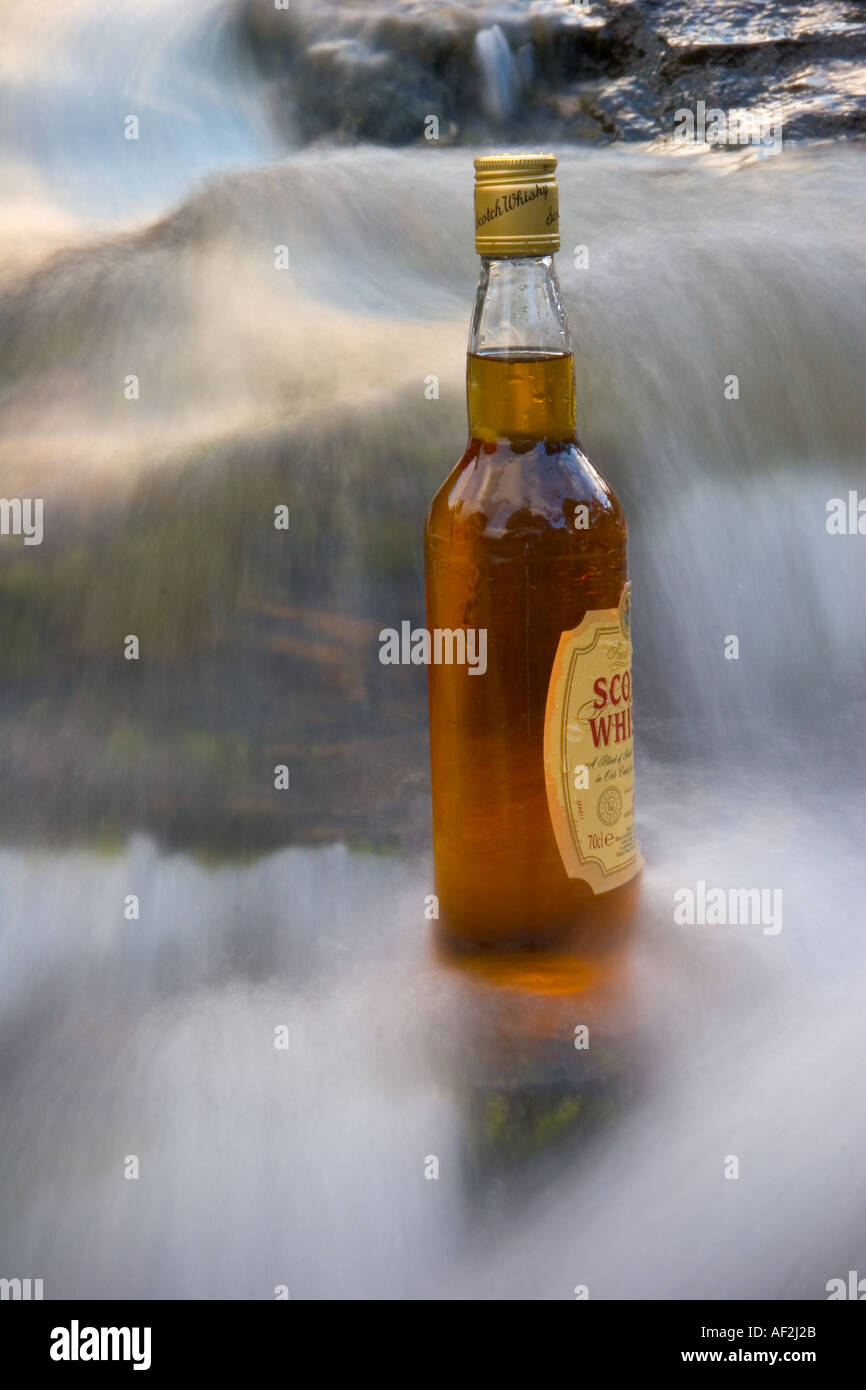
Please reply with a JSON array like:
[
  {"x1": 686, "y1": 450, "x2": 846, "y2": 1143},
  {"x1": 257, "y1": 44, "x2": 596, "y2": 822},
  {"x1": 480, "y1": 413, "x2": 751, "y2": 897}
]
[{"x1": 543, "y1": 583, "x2": 643, "y2": 894}]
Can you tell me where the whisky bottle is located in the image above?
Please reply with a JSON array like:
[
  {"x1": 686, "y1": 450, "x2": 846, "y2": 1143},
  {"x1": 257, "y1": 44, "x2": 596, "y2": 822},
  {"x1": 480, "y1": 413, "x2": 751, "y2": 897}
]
[{"x1": 424, "y1": 153, "x2": 643, "y2": 948}]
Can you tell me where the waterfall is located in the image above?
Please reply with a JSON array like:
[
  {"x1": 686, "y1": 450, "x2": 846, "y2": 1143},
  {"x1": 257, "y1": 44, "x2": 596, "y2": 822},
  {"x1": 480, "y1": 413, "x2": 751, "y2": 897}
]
[{"x1": 473, "y1": 24, "x2": 521, "y2": 123}]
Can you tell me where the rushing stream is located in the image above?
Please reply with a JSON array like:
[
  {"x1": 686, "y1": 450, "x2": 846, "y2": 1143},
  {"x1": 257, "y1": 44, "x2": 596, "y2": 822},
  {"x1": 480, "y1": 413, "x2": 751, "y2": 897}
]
[{"x1": 0, "y1": 0, "x2": 865, "y2": 1298}]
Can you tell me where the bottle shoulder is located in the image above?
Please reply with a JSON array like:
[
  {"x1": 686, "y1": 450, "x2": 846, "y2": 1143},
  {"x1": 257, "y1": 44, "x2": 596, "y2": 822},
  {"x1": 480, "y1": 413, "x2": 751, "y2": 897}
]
[{"x1": 425, "y1": 437, "x2": 625, "y2": 545}]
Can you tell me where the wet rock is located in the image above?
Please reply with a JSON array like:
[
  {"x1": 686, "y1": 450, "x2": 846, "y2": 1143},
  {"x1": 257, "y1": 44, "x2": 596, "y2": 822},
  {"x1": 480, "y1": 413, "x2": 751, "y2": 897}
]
[{"x1": 237, "y1": 0, "x2": 866, "y2": 147}]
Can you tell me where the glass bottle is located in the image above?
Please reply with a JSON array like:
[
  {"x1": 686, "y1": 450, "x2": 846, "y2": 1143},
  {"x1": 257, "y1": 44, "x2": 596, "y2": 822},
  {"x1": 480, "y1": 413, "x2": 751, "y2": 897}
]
[{"x1": 424, "y1": 153, "x2": 642, "y2": 948}]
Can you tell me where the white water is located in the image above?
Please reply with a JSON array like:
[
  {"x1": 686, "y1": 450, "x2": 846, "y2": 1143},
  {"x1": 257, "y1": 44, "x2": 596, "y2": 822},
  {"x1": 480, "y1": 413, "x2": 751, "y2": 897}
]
[
  {"x1": 474, "y1": 25, "x2": 521, "y2": 122},
  {"x1": 0, "y1": 769, "x2": 864, "y2": 1298},
  {"x1": 0, "y1": 0, "x2": 277, "y2": 225}
]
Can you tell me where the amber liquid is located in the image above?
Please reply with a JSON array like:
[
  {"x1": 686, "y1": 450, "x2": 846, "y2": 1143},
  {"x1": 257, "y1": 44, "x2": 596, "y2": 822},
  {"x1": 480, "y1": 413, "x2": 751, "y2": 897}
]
[{"x1": 425, "y1": 351, "x2": 638, "y2": 948}]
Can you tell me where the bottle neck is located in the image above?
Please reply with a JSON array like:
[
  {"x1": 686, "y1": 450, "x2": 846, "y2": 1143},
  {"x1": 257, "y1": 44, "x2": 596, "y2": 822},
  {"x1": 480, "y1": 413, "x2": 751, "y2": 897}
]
[{"x1": 467, "y1": 255, "x2": 576, "y2": 444}]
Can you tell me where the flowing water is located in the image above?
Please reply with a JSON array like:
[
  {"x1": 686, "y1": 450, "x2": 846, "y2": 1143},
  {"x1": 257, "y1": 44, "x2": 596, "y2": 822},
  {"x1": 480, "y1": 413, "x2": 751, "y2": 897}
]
[{"x1": 0, "y1": 0, "x2": 865, "y2": 1298}]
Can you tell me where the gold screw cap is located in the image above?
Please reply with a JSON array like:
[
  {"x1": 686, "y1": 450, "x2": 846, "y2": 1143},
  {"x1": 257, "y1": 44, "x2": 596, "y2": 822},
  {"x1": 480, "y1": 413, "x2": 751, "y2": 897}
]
[{"x1": 474, "y1": 152, "x2": 560, "y2": 257}]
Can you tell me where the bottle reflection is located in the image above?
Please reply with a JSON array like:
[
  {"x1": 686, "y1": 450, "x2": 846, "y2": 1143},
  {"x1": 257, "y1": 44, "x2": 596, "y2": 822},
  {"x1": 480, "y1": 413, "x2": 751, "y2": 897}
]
[{"x1": 434, "y1": 906, "x2": 644, "y2": 1187}]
